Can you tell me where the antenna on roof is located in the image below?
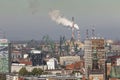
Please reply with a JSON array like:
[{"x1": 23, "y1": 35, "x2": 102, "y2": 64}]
[
  {"x1": 92, "y1": 25, "x2": 95, "y2": 37},
  {"x1": 86, "y1": 29, "x2": 89, "y2": 39}
]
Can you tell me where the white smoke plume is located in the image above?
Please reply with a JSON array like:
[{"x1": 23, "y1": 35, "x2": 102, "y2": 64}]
[{"x1": 49, "y1": 10, "x2": 79, "y2": 30}]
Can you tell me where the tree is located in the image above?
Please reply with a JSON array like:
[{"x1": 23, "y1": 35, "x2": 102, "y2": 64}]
[
  {"x1": 31, "y1": 68, "x2": 37, "y2": 76},
  {"x1": 18, "y1": 67, "x2": 28, "y2": 76},
  {"x1": 37, "y1": 68, "x2": 43, "y2": 75},
  {"x1": 31, "y1": 68, "x2": 43, "y2": 76}
]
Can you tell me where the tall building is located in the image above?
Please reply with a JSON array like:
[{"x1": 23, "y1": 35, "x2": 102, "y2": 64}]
[
  {"x1": 84, "y1": 39, "x2": 92, "y2": 78},
  {"x1": 0, "y1": 39, "x2": 11, "y2": 73},
  {"x1": 30, "y1": 50, "x2": 45, "y2": 66},
  {"x1": 84, "y1": 37, "x2": 105, "y2": 79}
]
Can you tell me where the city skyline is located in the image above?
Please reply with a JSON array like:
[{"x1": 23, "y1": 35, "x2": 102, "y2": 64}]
[{"x1": 0, "y1": 0, "x2": 120, "y2": 40}]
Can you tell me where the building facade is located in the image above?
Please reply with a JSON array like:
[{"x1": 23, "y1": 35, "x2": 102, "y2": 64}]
[
  {"x1": 59, "y1": 56, "x2": 80, "y2": 66},
  {"x1": 84, "y1": 38, "x2": 105, "y2": 79},
  {"x1": 47, "y1": 58, "x2": 58, "y2": 70},
  {"x1": 30, "y1": 50, "x2": 45, "y2": 66},
  {"x1": 0, "y1": 39, "x2": 11, "y2": 73}
]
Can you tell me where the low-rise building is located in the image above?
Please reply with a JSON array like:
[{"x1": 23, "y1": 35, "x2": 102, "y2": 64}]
[
  {"x1": 66, "y1": 61, "x2": 84, "y2": 70},
  {"x1": 6, "y1": 74, "x2": 19, "y2": 80},
  {"x1": 47, "y1": 58, "x2": 58, "y2": 70},
  {"x1": 60, "y1": 56, "x2": 80, "y2": 66}
]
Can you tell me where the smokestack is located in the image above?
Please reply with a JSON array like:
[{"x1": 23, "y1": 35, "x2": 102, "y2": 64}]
[
  {"x1": 49, "y1": 10, "x2": 80, "y2": 41},
  {"x1": 72, "y1": 17, "x2": 75, "y2": 40},
  {"x1": 49, "y1": 10, "x2": 79, "y2": 30}
]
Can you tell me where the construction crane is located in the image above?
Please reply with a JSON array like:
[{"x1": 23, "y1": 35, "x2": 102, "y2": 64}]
[{"x1": 42, "y1": 35, "x2": 55, "y2": 55}]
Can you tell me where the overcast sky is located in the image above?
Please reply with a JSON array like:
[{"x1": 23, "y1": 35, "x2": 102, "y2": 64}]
[{"x1": 0, "y1": 0, "x2": 120, "y2": 41}]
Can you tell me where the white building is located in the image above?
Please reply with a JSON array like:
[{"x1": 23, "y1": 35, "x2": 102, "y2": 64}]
[
  {"x1": 11, "y1": 64, "x2": 47, "y2": 72},
  {"x1": 47, "y1": 58, "x2": 58, "y2": 70}
]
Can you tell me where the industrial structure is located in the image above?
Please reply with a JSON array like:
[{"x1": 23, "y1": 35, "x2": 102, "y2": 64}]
[{"x1": 1, "y1": 9, "x2": 120, "y2": 80}]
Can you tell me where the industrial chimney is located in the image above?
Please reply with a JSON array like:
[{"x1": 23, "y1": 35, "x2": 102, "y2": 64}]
[{"x1": 71, "y1": 17, "x2": 75, "y2": 40}]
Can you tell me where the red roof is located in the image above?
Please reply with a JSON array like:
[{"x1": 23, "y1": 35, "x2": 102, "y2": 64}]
[
  {"x1": 19, "y1": 59, "x2": 32, "y2": 65},
  {"x1": 66, "y1": 61, "x2": 84, "y2": 70}
]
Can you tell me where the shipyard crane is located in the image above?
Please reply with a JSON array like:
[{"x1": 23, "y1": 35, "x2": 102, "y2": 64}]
[{"x1": 42, "y1": 35, "x2": 55, "y2": 55}]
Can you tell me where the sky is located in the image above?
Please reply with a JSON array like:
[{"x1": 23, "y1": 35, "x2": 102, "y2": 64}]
[{"x1": 0, "y1": 0, "x2": 120, "y2": 41}]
